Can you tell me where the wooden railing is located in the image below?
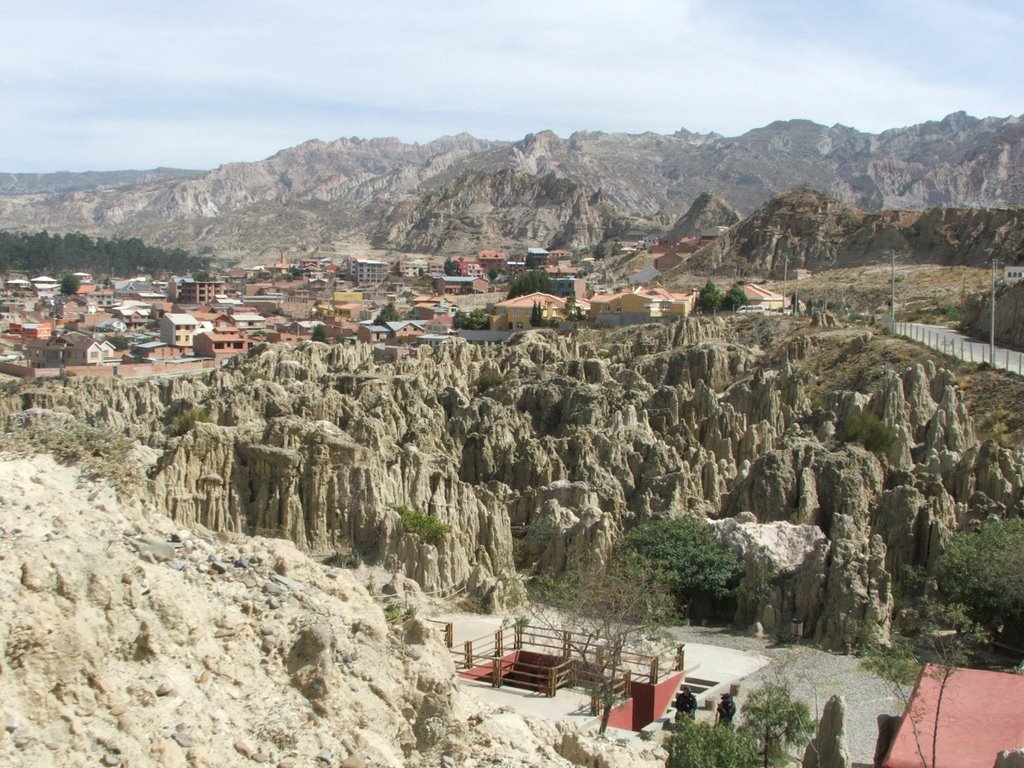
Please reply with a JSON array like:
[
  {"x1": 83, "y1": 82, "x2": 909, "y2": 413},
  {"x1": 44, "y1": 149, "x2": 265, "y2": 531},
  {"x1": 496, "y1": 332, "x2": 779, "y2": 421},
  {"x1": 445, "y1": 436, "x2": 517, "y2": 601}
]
[{"x1": 430, "y1": 617, "x2": 686, "y2": 700}]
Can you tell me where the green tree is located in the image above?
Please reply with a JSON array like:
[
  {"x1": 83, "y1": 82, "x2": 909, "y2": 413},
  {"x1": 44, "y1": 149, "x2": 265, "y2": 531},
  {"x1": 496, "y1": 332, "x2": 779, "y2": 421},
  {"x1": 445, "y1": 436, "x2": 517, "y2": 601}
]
[
  {"x1": 375, "y1": 302, "x2": 401, "y2": 324},
  {"x1": 620, "y1": 517, "x2": 741, "y2": 617},
  {"x1": 506, "y1": 270, "x2": 552, "y2": 299},
  {"x1": 564, "y1": 294, "x2": 585, "y2": 321},
  {"x1": 721, "y1": 283, "x2": 749, "y2": 311},
  {"x1": 738, "y1": 681, "x2": 814, "y2": 768},
  {"x1": 311, "y1": 324, "x2": 328, "y2": 342},
  {"x1": 666, "y1": 717, "x2": 757, "y2": 768},
  {"x1": 698, "y1": 281, "x2": 725, "y2": 313},
  {"x1": 592, "y1": 242, "x2": 608, "y2": 259},
  {"x1": 443, "y1": 257, "x2": 460, "y2": 276},
  {"x1": 488, "y1": 268, "x2": 500, "y2": 282},
  {"x1": 935, "y1": 517, "x2": 1024, "y2": 642},
  {"x1": 529, "y1": 301, "x2": 544, "y2": 327},
  {"x1": 60, "y1": 273, "x2": 81, "y2": 295},
  {"x1": 453, "y1": 308, "x2": 490, "y2": 330}
]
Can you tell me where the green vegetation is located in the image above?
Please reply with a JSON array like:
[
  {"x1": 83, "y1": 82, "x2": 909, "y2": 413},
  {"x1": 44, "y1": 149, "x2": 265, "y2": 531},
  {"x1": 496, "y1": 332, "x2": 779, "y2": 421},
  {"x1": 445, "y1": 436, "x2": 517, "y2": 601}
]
[
  {"x1": 375, "y1": 302, "x2": 400, "y2": 324},
  {"x1": 396, "y1": 505, "x2": 451, "y2": 545},
  {"x1": 60, "y1": 273, "x2": 81, "y2": 295},
  {"x1": 172, "y1": 407, "x2": 213, "y2": 436},
  {"x1": 0, "y1": 230, "x2": 210, "y2": 277},
  {"x1": 474, "y1": 371, "x2": 507, "y2": 393},
  {"x1": 842, "y1": 410, "x2": 897, "y2": 459},
  {"x1": 311, "y1": 324, "x2": 328, "y2": 342},
  {"x1": 666, "y1": 717, "x2": 757, "y2": 768},
  {"x1": 529, "y1": 302, "x2": 544, "y2": 327},
  {"x1": 737, "y1": 681, "x2": 814, "y2": 768},
  {"x1": 697, "y1": 280, "x2": 725, "y2": 313},
  {"x1": 620, "y1": 517, "x2": 741, "y2": 617},
  {"x1": 935, "y1": 517, "x2": 1024, "y2": 642},
  {"x1": 721, "y1": 282, "x2": 749, "y2": 311},
  {"x1": 453, "y1": 308, "x2": 490, "y2": 330},
  {"x1": 506, "y1": 269, "x2": 552, "y2": 299},
  {"x1": 443, "y1": 257, "x2": 460, "y2": 276}
]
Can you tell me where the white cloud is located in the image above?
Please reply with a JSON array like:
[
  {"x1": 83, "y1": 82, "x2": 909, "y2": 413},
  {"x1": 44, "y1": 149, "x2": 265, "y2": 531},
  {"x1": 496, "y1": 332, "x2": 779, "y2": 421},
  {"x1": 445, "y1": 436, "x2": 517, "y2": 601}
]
[{"x1": 0, "y1": 0, "x2": 1020, "y2": 170}]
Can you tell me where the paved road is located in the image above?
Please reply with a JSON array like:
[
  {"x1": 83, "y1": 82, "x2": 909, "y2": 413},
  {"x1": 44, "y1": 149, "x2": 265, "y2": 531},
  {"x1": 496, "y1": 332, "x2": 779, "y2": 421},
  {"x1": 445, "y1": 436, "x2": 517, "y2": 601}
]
[{"x1": 891, "y1": 322, "x2": 1024, "y2": 376}]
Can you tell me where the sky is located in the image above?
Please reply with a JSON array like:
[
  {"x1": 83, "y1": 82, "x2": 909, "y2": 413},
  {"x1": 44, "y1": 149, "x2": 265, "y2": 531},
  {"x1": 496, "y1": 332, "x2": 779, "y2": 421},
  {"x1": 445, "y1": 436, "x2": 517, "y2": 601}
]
[{"x1": 2, "y1": 0, "x2": 1021, "y2": 173}]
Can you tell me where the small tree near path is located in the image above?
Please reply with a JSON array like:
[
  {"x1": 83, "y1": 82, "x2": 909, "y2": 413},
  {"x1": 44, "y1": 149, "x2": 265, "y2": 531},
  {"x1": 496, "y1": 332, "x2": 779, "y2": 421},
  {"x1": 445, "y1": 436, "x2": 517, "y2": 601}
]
[
  {"x1": 530, "y1": 556, "x2": 674, "y2": 735},
  {"x1": 738, "y1": 680, "x2": 814, "y2": 768}
]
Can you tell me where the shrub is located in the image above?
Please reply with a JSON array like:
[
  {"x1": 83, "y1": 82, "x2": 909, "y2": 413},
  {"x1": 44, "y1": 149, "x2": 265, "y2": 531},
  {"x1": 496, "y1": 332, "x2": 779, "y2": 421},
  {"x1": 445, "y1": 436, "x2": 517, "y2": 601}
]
[
  {"x1": 474, "y1": 372, "x2": 506, "y2": 394},
  {"x1": 620, "y1": 517, "x2": 742, "y2": 617},
  {"x1": 396, "y1": 505, "x2": 451, "y2": 546},
  {"x1": 936, "y1": 517, "x2": 1024, "y2": 642},
  {"x1": 172, "y1": 407, "x2": 212, "y2": 436},
  {"x1": 843, "y1": 410, "x2": 896, "y2": 458},
  {"x1": 666, "y1": 717, "x2": 757, "y2": 768}
]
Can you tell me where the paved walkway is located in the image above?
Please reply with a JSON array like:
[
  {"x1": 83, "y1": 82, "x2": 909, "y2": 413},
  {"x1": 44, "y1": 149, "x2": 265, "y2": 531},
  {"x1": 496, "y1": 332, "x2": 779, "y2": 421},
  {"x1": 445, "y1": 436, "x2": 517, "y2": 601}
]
[{"x1": 891, "y1": 322, "x2": 1024, "y2": 375}]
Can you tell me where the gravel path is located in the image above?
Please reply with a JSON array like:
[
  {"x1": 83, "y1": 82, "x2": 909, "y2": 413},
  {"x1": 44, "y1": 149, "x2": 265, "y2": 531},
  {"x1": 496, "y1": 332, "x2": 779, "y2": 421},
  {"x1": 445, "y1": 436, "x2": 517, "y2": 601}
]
[{"x1": 668, "y1": 626, "x2": 903, "y2": 766}]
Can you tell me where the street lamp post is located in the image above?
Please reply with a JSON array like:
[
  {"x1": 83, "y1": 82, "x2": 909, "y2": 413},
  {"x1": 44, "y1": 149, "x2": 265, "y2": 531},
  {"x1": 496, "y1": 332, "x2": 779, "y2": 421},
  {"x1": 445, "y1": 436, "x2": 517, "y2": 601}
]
[{"x1": 890, "y1": 251, "x2": 896, "y2": 329}]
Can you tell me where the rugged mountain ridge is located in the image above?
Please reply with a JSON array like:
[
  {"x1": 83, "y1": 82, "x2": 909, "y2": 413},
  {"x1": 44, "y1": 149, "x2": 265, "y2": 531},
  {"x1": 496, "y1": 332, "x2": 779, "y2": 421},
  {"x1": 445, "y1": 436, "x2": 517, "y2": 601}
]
[
  {"x1": 679, "y1": 188, "x2": 1024, "y2": 276},
  {"x1": 1, "y1": 112, "x2": 1021, "y2": 257},
  {"x1": 5, "y1": 319, "x2": 1022, "y2": 652},
  {"x1": 667, "y1": 191, "x2": 742, "y2": 239}
]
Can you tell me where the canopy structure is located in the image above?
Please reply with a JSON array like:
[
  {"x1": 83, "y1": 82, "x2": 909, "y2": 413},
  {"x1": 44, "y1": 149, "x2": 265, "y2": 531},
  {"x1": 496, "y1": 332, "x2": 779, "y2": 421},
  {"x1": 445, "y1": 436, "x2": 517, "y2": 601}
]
[{"x1": 882, "y1": 665, "x2": 1024, "y2": 768}]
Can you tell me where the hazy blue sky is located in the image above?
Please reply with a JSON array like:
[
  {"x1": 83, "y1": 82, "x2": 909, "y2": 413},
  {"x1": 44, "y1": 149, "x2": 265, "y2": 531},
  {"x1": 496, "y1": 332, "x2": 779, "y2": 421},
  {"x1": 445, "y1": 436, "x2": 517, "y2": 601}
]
[{"x1": 3, "y1": 0, "x2": 1021, "y2": 172}]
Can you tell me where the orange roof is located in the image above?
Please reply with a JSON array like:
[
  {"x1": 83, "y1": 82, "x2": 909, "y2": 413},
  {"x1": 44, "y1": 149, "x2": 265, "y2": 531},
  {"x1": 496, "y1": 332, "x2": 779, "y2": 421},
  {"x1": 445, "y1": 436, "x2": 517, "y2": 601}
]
[
  {"x1": 743, "y1": 283, "x2": 782, "y2": 300},
  {"x1": 494, "y1": 292, "x2": 567, "y2": 309}
]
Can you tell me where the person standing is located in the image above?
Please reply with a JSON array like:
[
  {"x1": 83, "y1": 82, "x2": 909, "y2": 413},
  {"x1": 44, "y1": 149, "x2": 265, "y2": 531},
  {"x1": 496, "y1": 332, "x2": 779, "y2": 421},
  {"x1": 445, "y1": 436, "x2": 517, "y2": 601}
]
[{"x1": 716, "y1": 692, "x2": 736, "y2": 726}]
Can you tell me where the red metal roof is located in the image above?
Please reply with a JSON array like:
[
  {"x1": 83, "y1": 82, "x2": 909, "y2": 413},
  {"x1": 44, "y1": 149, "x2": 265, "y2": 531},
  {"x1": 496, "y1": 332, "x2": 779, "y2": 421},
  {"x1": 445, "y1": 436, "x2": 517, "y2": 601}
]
[{"x1": 883, "y1": 665, "x2": 1024, "y2": 768}]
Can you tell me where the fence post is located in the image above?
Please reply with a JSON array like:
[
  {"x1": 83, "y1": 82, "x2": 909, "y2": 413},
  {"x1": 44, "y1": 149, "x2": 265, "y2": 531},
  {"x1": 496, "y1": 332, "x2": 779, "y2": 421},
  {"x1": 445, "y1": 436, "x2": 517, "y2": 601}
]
[
  {"x1": 548, "y1": 666, "x2": 557, "y2": 698},
  {"x1": 675, "y1": 645, "x2": 685, "y2": 671},
  {"x1": 444, "y1": 623, "x2": 453, "y2": 649},
  {"x1": 496, "y1": 628, "x2": 503, "y2": 658},
  {"x1": 562, "y1": 630, "x2": 570, "y2": 658},
  {"x1": 464, "y1": 640, "x2": 472, "y2": 670},
  {"x1": 514, "y1": 624, "x2": 523, "y2": 650},
  {"x1": 624, "y1": 669, "x2": 632, "y2": 698},
  {"x1": 492, "y1": 657, "x2": 501, "y2": 688},
  {"x1": 649, "y1": 656, "x2": 659, "y2": 684}
]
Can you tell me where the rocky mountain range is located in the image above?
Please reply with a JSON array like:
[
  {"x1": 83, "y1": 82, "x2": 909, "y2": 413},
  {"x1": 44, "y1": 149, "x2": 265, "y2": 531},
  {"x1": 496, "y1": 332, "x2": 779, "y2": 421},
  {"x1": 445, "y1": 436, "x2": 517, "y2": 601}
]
[
  {"x1": 674, "y1": 187, "x2": 1024, "y2": 278},
  {"x1": 0, "y1": 112, "x2": 1021, "y2": 259}
]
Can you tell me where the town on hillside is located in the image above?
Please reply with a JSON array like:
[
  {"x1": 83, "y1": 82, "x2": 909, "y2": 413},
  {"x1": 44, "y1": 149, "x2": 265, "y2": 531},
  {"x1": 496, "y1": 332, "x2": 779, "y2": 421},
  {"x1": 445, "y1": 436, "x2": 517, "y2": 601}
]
[{"x1": 0, "y1": 230, "x2": 800, "y2": 379}]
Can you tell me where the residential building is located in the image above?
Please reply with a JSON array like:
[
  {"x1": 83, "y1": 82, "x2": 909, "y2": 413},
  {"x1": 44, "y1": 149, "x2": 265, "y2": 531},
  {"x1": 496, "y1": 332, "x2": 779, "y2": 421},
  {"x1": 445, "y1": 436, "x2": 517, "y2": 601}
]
[
  {"x1": 25, "y1": 332, "x2": 116, "y2": 368},
  {"x1": 550, "y1": 277, "x2": 587, "y2": 301},
  {"x1": 348, "y1": 257, "x2": 388, "y2": 285},
  {"x1": 160, "y1": 313, "x2": 199, "y2": 348},
  {"x1": 193, "y1": 328, "x2": 249, "y2": 359},
  {"x1": 627, "y1": 266, "x2": 662, "y2": 285},
  {"x1": 477, "y1": 250, "x2": 508, "y2": 272},
  {"x1": 1004, "y1": 265, "x2": 1024, "y2": 284},
  {"x1": 489, "y1": 292, "x2": 568, "y2": 331},
  {"x1": 588, "y1": 288, "x2": 695, "y2": 322},
  {"x1": 434, "y1": 275, "x2": 489, "y2": 296},
  {"x1": 170, "y1": 277, "x2": 224, "y2": 305},
  {"x1": 742, "y1": 283, "x2": 786, "y2": 311}
]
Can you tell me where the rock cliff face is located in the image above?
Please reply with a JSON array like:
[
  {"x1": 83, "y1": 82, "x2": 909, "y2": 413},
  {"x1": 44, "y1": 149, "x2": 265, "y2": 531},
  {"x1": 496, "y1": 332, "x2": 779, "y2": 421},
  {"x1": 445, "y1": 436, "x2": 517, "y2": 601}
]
[
  {"x1": 5, "y1": 320, "x2": 1023, "y2": 652},
  {"x1": 667, "y1": 192, "x2": 742, "y2": 239},
  {"x1": 686, "y1": 188, "x2": 1024, "y2": 275},
  {"x1": 1, "y1": 112, "x2": 1021, "y2": 256},
  {"x1": 372, "y1": 169, "x2": 627, "y2": 253},
  {"x1": 962, "y1": 278, "x2": 1024, "y2": 351}
]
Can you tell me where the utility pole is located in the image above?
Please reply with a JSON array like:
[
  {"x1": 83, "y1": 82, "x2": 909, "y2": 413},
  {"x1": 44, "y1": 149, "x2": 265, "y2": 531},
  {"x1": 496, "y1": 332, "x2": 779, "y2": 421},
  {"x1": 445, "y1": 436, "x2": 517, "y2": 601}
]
[
  {"x1": 890, "y1": 250, "x2": 896, "y2": 329},
  {"x1": 990, "y1": 258, "x2": 997, "y2": 366},
  {"x1": 782, "y1": 250, "x2": 789, "y2": 315}
]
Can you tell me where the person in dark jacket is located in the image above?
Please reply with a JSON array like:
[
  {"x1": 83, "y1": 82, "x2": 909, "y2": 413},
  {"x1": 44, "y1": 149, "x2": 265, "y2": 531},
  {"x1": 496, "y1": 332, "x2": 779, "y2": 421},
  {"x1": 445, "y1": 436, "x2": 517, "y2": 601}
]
[
  {"x1": 716, "y1": 692, "x2": 736, "y2": 726},
  {"x1": 674, "y1": 685, "x2": 698, "y2": 721}
]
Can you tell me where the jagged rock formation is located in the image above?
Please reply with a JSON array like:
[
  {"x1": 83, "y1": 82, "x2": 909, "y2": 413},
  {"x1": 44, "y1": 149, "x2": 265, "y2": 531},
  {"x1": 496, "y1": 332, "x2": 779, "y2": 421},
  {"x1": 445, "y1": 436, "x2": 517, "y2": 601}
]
[
  {"x1": 1, "y1": 112, "x2": 1022, "y2": 256},
  {"x1": 802, "y1": 695, "x2": 852, "y2": 768},
  {"x1": 4, "y1": 320, "x2": 1023, "y2": 653},
  {"x1": 683, "y1": 188, "x2": 1024, "y2": 276},
  {"x1": 668, "y1": 191, "x2": 742, "y2": 239},
  {"x1": 0, "y1": 454, "x2": 669, "y2": 767},
  {"x1": 372, "y1": 169, "x2": 627, "y2": 253}
]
